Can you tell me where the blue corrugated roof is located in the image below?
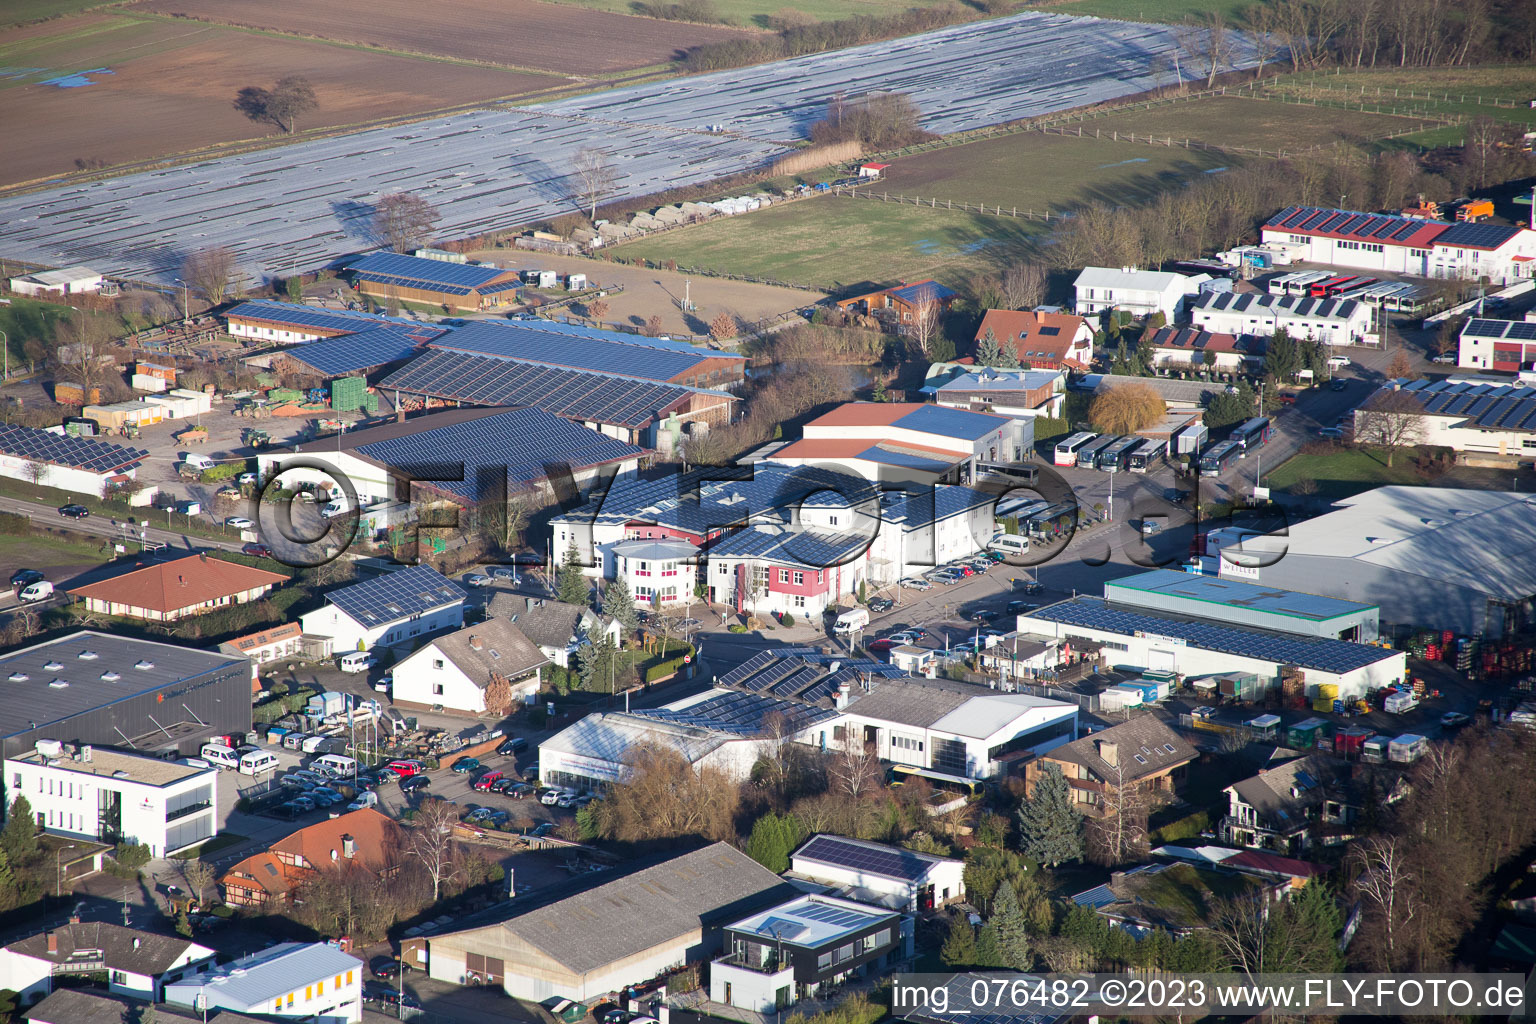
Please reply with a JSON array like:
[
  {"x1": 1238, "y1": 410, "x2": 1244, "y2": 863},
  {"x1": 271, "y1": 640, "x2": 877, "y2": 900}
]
[
  {"x1": 855, "y1": 445, "x2": 954, "y2": 474},
  {"x1": 224, "y1": 299, "x2": 418, "y2": 333},
  {"x1": 429, "y1": 320, "x2": 715, "y2": 382},
  {"x1": 509, "y1": 318, "x2": 746, "y2": 360},
  {"x1": 352, "y1": 406, "x2": 645, "y2": 499},
  {"x1": 285, "y1": 324, "x2": 441, "y2": 376},
  {"x1": 891, "y1": 404, "x2": 1008, "y2": 440},
  {"x1": 347, "y1": 253, "x2": 512, "y2": 290},
  {"x1": 324, "y1": 564, "x2": 464, "y2": 628}
]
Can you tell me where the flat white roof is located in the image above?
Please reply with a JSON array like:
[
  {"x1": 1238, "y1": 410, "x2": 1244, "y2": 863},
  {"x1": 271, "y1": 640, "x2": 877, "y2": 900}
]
[
  {"x1": 728, "y1": 894, "x2": 898, "y2": 947},
  {"x1": 10, "y1": 747, "x2": 212, "y2": 787}
]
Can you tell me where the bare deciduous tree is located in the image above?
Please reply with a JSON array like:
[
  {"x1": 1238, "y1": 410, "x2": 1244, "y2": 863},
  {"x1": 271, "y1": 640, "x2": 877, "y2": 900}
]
[
  {"x1": 828, "y1": 726, "x2": 880, "y2": 801},
  {"x1": 372, "y1": 192, "x2": 441, "y2": 254},
  {"x1": 53, "y1": 310, "x2": 114, "y2": 401},
  {"x1": 905, "y1": 296, "x2": 942, "y2": 360},
  {"x1": 233, "y1": 76, "x2": 318, "y2": 134},
  {"x1": 570, "y1": 147, "x2": 618, "y2": 221},
  {"x1": 1085, "y1": 760, "x2": 1150, "y2": 866},
  {"x1": 183, "y1": 860, "x2": 215, "y2": 906},
  {"x1": 407, "y1": 798, "x2": 461, "y2": 903},
  {"x1": 999, "y1": 262, "x2": 1046, "y2": 311},
  {"x1": 182, "y1": 247, "x2": 238, "y2": 307},
  {"x1": 1351, "y1": 835, "x2": 1417, "y2": 968},
  {"x1": 1355, "y1": 388, "x2": 1423, "y2": 466},
  {"x1": 589, "y1": 743, "x2": 740, "y2": 842}
]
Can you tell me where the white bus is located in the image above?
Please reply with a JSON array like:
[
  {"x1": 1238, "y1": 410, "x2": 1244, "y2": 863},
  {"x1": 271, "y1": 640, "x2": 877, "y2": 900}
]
[{"x1": 1053, "y1": 432, "x2": 1097, "y2": 467}]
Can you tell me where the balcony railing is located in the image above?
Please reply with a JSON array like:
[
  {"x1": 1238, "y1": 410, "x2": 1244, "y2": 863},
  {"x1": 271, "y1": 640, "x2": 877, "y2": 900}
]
[
  {"x1": 714, "y1": 952, "x2": 790, "y2": 976},
  {"x1": 166, "y1": 800, "x2": 212, "y2": 822}
]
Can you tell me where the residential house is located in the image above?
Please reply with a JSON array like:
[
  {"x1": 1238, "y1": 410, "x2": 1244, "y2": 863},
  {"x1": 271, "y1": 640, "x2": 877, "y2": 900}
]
[
  {"x1": 164, "y1": 942, "x2": 363, "y2": 1024},
  {"x1": 789, "y1": 834, "x2": 965, "y2": 912},
  {"x1": 220, "y1": 623, "x2": 331, "y2": 692},
  {"x1": 24, "y1": 990, "x2": 273, "y2": 1024},
  {"x1": 66, "y1": 554, "x2": 287, "y2": 623},
  {"x1": 833, "y1": 281, "x2": 957, "y2": 327},
  {"x1": 1073, "y1": 268, "x2": 1209, "y2": 323},
  {"x1": 1145, "y1": 327, "x2": 1265, "y2": 372},
  {"x1": 1153, "y1": 844, "x2": 1328, "y2": 891},
  {"x1": 709, "y1": 895, "x2": 912, "y2": 1013},
  {"x1": 0, "y1": 922, "x2": 214, "y2": 1003},
  {"x1": 390, "y1": 620, "x2": 547, "y2": 715},
  {"x1": 605, "y1": 538, "x2": 700, "y2": 608},
  {"x1": 220, "y1": 809, "x2": 400, "y2": 908},
  {"x1": 1221, "y1": 751, "x2": 1409, "y2": 855},
  {"x1": 488, "y1": 594, "x2": 615, "y2": 668},
  {"x1": 298, "y1": 564, "x2": 465, "y2": 655},
  {"x1": 1365, "y1": 378, "x2": 1536, "y2": 459},
  {"x1": 1024, "y1": 715, "x2": 1197, "y2": 817},
  {"x1": 1071, "y1": 862, "x2": 1282, "y2": 937},
  {"x1": 971, "y1": 311, "x2": 1093, "y2": 370}
]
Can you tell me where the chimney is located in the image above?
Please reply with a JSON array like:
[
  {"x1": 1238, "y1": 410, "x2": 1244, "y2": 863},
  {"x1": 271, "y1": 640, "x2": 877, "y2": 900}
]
[
  {"x1": 833, "y1": 683, "x2": 851, "y2": 710},
  {"x1": 1097, "y1": 740, "x2": 1118, "y2": 767},
  {"x1": 468, "y1": 636, "x2": 483, "y2": 651},
  {"x1": 68, "y1": 913, "x2": 80, "y2": 925},
  {"x1": 1110, "y1": 871, "x2": 1126, "y2": 889},
  {"x1": 506, "y1": 867, "x2": 516, "y2": 900},
  {"x1": 199, "y1": 551, "x2": 207, "y2": 563},
  {"x1": 342, "y1": 835, "x2": 356, "y2": 859},
  {"x1": 46, "y1": 932, "x2": 57, "y2": 953}
]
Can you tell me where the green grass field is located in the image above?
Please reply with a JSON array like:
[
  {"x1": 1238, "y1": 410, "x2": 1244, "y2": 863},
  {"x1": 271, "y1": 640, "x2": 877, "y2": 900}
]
[
  {"x1": 0, "y1": 15, "x2": 178, "y2": 90},
  {"x1": 0, "y1": 530, "x2": 114, "y2": 570},
  {"x1": 0, "y1": 0, "x2": 115, "y2": 28},
  {"x1": 1262, "y1": 66, "x2": 1536, "y2": 128},
  {"x1": 1079, "y1": 96, "x2": 1439, "y2": 152},
  {"x1": 1264, "y1": 446, "x2": 1427, "y2": 501},
  {"x1": 0, "y1": 295, "x2": 97, "y2": 369},
  {"x1": 1022, "y1": 0, "x2": 1246, "y2": 24}
]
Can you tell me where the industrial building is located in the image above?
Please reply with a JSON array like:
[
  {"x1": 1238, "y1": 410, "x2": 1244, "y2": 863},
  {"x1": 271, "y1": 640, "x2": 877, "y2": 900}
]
[
  {"x1": 223, "y1": 300, "x2": 423, "y2": 344},
  {"x1": 1188, "y1": 291, "x2": 1373, "y2": 345},
  {"x1": 0, "y1": 424, "x2": 147, "y2": 498},
  {"x1": 6, "y1": 744, "x2": 219, "y2": 856},
  {"x1": 1363, "y1": 378, "x2": 1536, "y2": 458},
  {"x1": 1017, "y1": 596, "x2": 1407, "y2": 700},
  {"x1": 0, "y1": 632, "x2": 251, "y2": 761},
  {"x1": 1262, "y1": 206, "x2": 1536, "y2": 284},
  {"x1": 970, "y1": 310, "x2": 1094, "y2": 370},
  {"x1": 68, "y1": 554, "x2": 289, "y2": 622},
  {"x1": 789, "y1": 834, "x2": 965, "y2": 911},
  {"x1": 420, "y1": 843, "x2": 796, "y2": 1001},
  {"x1": 0, "y1": 923, "x2": 214, "y2": 1004},
  {"x1": 1103, "y1": 569, "x2": 1380, "y2": 642},
  {"x1": 1073, "y1": 267, "x2": 1209, "y2": 322},
  {"x1": 165, "y1": 942, "x2": 364, "y2": 1023},
  {"x1": 268, "y1": 322, "x2": 445, "y2": 382},
  {"x1": 7, "y1": 266, "x2": 105, "y2": 297},
  {"x1": 346, "y1": 253, "x2": 522, "y2": 312},
  {"x1": 708, "y1": 894, "x2": 911, "y2": 1013},
  {"x1": 299, "y1": 564, "x2": 465, "y2": 655},
  {"x1": 1214, "y1": 486, "x2": 1536, "y2": 638},
  {"x1": 767, "y1": 402, "x2": 1027, "y2": 483},
  {"x1": 1458, "y1": 318, "x2": 1536, "y2": 372},
  {"x1": 258, "y1": 406, "x2": 648, "y2": 511}
]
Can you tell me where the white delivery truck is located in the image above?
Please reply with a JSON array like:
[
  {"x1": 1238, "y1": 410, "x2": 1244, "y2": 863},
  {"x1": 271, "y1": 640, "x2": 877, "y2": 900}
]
[
  {"x1": 832, "y1": 608, "x2": 870, "y2": 634},
  {"x1": 1384, "y1": 690, "x2": 1419, "y2": 714},
  {"x1": 18, "y1": 581, "x2": 53, "y2": 602}
]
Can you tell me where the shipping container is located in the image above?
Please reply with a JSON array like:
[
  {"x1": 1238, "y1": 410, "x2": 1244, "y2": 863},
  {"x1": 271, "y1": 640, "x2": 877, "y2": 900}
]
[
  {"x1": 1384, "y1": 691, "x2": 1418, "y2": 714},
  {"x1": 307, "y1": 691, "x2": 347, "y2": 719},
  {"x1": 1335, "y1": 726, "x2": 1373, "y2": 756},
  {"x1": 1286, "y1": 717, "x2": 1329, "y2": 749},
  {"x1": 1362, "y1": 736, "x2": 1390, "y2": 763},
  {"x1": 1388, "y1": 734, "x2": 1427, "y2": 763},
  {"x1": 1099, "y1": 684, "x2": 1145, "y2": 712}
]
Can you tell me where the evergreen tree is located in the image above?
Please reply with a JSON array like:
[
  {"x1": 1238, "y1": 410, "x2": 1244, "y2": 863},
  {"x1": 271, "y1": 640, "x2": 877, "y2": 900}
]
[
  {"x1": 175, "y1": 910, "x2": 192, "y2": 938},
  {"x1": 871, "y1": 377, "x2": 889, "y2": 402},
  {"x1": 977, "y1": 328, "x2": 1005, "y2": 367},
  {"x1": 940, "y1": 915, "x2": 978, "y2": 968},
  {"x1": 1016, "y1": 764, "x2": 1083, "y2": 867},
  {"x1": 601, "y1": 577, "x2": 639, "y2": 633},
  {"x1": 1265, "y1": 880, "x2": 1343, "y2": 972},
  {"x1": 1264, "y1": 328, "x2": 1301, "y2": 381},
  {"x1": 744, "y1": 813, "x2": 802, "y2": 874},
  {"x1": 991, "y1": 880, "x2": 1032, "y2": 970},
  {"x1": 1, "y1": 796, "x2": 38, "y2": 865},
  {"x1": 577, "y1": 634, "x2": 618, "y2": 693},
  {"x1": 556, "y1": 543, "x2": 590, "y2": 607},
  {"x1": 974, "y1": 922, "x2": 1006, "y2": 968},
  {"x1": 857, "y1": 580, "x2": 867, "y2": 605},
  {"x1": 993, "y1": 342, "x2": 1021, "y2": 370},
  {"x1": 1204, "y1": 380, "x2": 1258, "y2": 429},
  {"x1": 0, "y1": 846, "x2": 14, "y2": 907}
]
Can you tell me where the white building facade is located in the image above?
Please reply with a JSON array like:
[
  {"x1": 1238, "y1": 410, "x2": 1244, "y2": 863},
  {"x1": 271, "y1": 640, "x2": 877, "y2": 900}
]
[
  {"x1": 1188, "y1": 291, "x2": 1373, "y2": 345},
  {"x1": 1073, "y1": 267, "x2": 1208, "y2": 322},
  {"x1": 5, "y1": 745, "x2": 217, "y2": 857},
  {"x1": 0, "y1": 925, "x2": 214, "y2": 1004},
  {"x1": 165, "y1": 942, "x2": 364, "y2": 1024},
  {"x1": 790, "y1": 834, "x2": 966, "y2": 911}
]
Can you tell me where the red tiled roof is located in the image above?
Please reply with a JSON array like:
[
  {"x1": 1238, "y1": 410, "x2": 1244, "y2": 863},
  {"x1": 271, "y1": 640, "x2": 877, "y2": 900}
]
[
  {"x1": 222, "y1": 808, "x2": 399, "y2": 900},
  {"x1": 1148, "y1": 327, "x2": 1244, "y2": 354},
  {"x1": 1224, "y1": 849, "x2": 1327, "y2": 879},
  {"x1": 974, "y1": 310, "x2": 1089, "y2": 363},
  {"x1": 70, "y1": 555, "x2": 288, "y2": 614},
  {"x1": 805, "y1": 403, "x2": 927, "y2": 428}
]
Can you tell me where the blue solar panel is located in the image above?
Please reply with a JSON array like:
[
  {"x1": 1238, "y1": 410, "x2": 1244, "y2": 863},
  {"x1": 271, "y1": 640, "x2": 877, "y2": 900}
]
[
  {"x1": 224, "y1": 299, "x2": 419, "y2": 333},
  {"x1": 287, "y1": 324, "x2": 440, "y2": 376},
  {"x1": 352, "y1": 272, "x2": 475, "y2": 297},
  {"x1": 1433, "y1": 222, "x2": 1520, "y2": 249},
  {"x1": 348, "y1": 253, "x2": 512, "y2": 289},
  {"x1": 0, "y1": 424, "x2": 146, "y2": 473},
  {"x1": 509, "y1": 317, "x2": 748, "y2": 359},
  {"x1": 631, "y1": 689, "x2": 836, "y2": 735},
  {"x1": 429, "y1": 320, "x2": 715, "y2": 382},
  {"x1": 795, "y1": 835, "x2": 935, "y2": 882},
  {"x1": 325, "y1": 564, "x2": 465, "y2": 627},
  {"x1": 352, "y1": 407, "x2": 645, "y2": 500}
]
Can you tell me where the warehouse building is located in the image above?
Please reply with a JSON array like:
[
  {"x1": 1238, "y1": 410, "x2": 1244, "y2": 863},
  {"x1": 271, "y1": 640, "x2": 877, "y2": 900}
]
[
  {"x1": 1216, "y1": 486, "x2": 1536, "y2": 638},
  {"x1": 258, "y1": 406, "x2": 648, "y2": 511},
  {"x1": 422, "y1": 843, "x2": 796, "y2": 1001},
  {"x1": 1364, "y1": 378, "x2": 1536, "y2": 457},
  {"x1": 165, "y1": 942, "x2": 363, "y2": 1023},
  {"x1": 8, "y1": 266, "x2": 105, "y2": 297},
  {"x1": 767, "y1": 402, "x2": 1026, "y2": 483},
  {"x1": 1188, "y1": 291, "x2": 1373, "y2": 345},
  {"x1": 68, "y1": 554, "x2": 289, "y2": 622},
  {"x1": 346, "y1": 253, "x2": 522, "y2": 312},
  {"x1": 1017, "y1": 597, "x2": 1406, "y2": 700},
  {"x1": 1262, "y1": 206, "x2": 1536, "y2": 284},
  {"x1": 269, "y1": 322, "x2": 445, "y2": 382},
  {"x1": 6, "y1": 744, "x2": 219, "y2": 857},
  {"x1": 0, "y1": 424, "x2": 147, "y2": 498},
  {"x1": 223, "y1": 300, "x2": 422, "y2": 344},
  {"x1": 0, "y1": 632, "x2": 251, "y2": 761},
  {"x1": 1103, "y1": 569, "x2": 1380, "y2": 641},
  {"x1": 1458, "y1": 318, "x2": 1536, "y2": 372}
]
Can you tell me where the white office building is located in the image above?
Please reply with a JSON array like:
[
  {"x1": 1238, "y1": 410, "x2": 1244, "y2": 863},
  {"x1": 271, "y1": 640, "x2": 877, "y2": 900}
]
[
  {"x1": 1188, "y1": 291, "x2": 1373, "y2": 345},
  {"x1": 1073, "y1": 267, "x2": 1209, "y2": 322},
  {"x1": 5, "y1": 743, "x2": 217, "y2": 857},
  {"x1": 165, "y1": 942, "x2": 364, "y2": 1024},
  {"x1": 1263, "y1": 206, "x2": 1536, "y2": 285},
  {"x1": 299, "y1": 564, "x2": 465, "y2": 654}
]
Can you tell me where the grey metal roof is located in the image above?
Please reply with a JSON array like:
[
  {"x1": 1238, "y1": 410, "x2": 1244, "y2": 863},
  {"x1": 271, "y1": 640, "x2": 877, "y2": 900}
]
[
  {"x1": 840, "y1": 679, "x2": 973, "y2": 728},
  {"x1": 0, "y1": 631, "x2": 245, "y2": 741},
  {"x1": 165, "y1": 942, "x2": 362, "y2": 1011},
  {"x1": 1104, "y1": 569, "x2": 1376, "y2": 622},
  {"x1": 418, "y1": 620, "x2": 547, "y2": 686},
  {"x1": 438, "y1": 843, "x2": 793, "y2": 975},
  {"x1": 323, "y1": 564, "x2": 465, "y2": 629},
  {"x1": 24, "y1": 989, "x2": 136, "y2": 1024},
  {"x1": 347, "y1": 253, "x2": 511, "y2": 289},
  {"x1": 1025, "y1": 597, "x2": 1402, "y2": 673}
]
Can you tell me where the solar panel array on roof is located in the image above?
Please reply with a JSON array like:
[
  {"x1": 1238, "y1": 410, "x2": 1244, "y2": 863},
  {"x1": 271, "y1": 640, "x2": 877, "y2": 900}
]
[
  {"x1": 794, "y1": 902, "x2": 875, "y2": 928},
  {"x1": 224, "y1": 300, "x2": 417, "y2": 333},
  {"x1": 352, "y1": 407, "x2": 644, "y2": 498},
  {"x1": 1265, "y1": 205, "x2": 1449, "y2": 247},
  {"x1": 630, "y1": 689, "x2": 836, "y2": 736},
  {"x1": 1402, "y1": 379, "x2": 1536, "y2": 433},
  {"x1": 1434, "y1": 222, "x2": 1522, "y2": 249},
  {"x1": 348, "y1": 253, "x2": 511, "y2": 290},
  {"x1": 1463, "y1": 318, "x2": 1536, "y2": 341},
  {"x1": 286, "y1": 324, "x2": 441, "y2": 376},
  {"x1": 509, "y1": 318, "x2": 748, "y2": 360},
  {"x1": 429, "y1": 321, "x2": 713, "y2": 382},
  {"x1": 351, "y1": 272, "x2": 476, "y2": 297},
  {"x1": 325, "y1": 564, "x2": 465, "y2": 627},
  {"x1": 716, "y1": 648, "x2": 903, "y2": 701},
  {"x1": 0, "y1": 424, "x2": 146, "y2": 473},
  {"x1": 796, "y1": 834, "x2": 934, "y2": 882},
  {"x1": 1029, "y1": 598, "x2": 1400, "y2": 673},
  {"x1": 1193, "y1": 291, "x2": 1361, "y2": 320},
  {"x1": 707, "y1": 526, "x2": 870, "y2": 568},
  {"x1": 379, "y1": 348, "x2": 698, "y2": 429}
]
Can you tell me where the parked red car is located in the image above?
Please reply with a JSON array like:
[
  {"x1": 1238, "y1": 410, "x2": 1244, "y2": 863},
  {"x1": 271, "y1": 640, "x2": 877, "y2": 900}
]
[
  {"x1": 471, "y1": 770, "x2": 505, "y2": 791},
  {"x1": 385, "y1": 760, "x2": 423, "y2": 778}
]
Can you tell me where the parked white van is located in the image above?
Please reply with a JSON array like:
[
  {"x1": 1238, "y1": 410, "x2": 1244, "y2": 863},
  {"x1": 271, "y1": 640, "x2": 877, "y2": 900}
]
[
  {"x1": 239, "y1": 750, "x2": 280, "y2": 776},
  {"x1": 313, "y1": 754, "x2": 357, "y2": 779},
  {"x1": 320, "y1": 499, "x2": 352, "y2": 520},
  {"x1": 179, "y1": 452, "x2": 214, "y2": 472},
  {"x1": 987, "y1": 534, "x2": 1031, "y2": 557},
  {"x1": 200, "y1": 743, "x2": 240, "y2": 769},
  {"x1": 18, "y1": 581, "x2": 54, "y2": 602},
  {"x1": 338, "y1": 652, "x2": 374, "y2": 674},
  {"x1": 832, "y1": 608, "x2": 870, "y2": 634}
]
